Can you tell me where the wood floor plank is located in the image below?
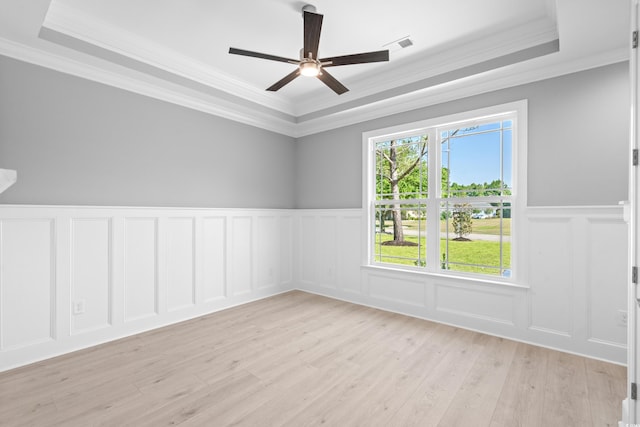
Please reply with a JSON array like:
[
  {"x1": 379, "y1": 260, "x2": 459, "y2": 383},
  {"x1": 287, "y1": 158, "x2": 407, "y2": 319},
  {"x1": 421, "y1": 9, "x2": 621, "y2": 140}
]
[
  {"x1": 387, "y1": 329, "x2": 490, "y2": 427},
  {"x1": 230, "y1": 360, "x2": 360, "y2": 426},
  {"x1": 585, "y1": 357, "x2": 627, "y2": 427},
  {"x1": 541, "y1": 351, "x2": 593, "y2": 425},
  {"x1": 281, "y1": 351, "x2": 404, "y2": 426},
  {"x1": 0, "y1": 291, "x2": 626, "y2": 426},
  {"x1": 488, "y1": 343, "x2": 548, "y2": 427},
  {"x1": 437, "y1": 336, "x2": 519, "y2": 426}
]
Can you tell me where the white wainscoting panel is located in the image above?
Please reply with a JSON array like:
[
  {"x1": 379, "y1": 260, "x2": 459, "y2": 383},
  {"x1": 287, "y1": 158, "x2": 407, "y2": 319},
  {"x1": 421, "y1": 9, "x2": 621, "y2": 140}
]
[
  {"x1": 124, "y1": 218, "x2": 158, "y2": 322},
  {"x1": 202, "y1": 216, "x2": 227, "y2": 302},
  {"x1": 299, "y1": 215, "x2": 317, "y2": 285},
  {"x1": 0, "y1": 206, "x2": 294, "y2": 372},
  {"x1": 295, "y1": 206, "x2": 628, "y2": 364},
  {"x1": 434, "y1": 283, "x2": 516, "y2": 326},
  {"x1": 70, "y1": 218, "x2": 111, "y2": 334},
  {"x1": 0, "y1": 219, "x2": 54, "y2": 350},
  {"x1": 586, "y1": 217, "x2": 628, "y2": 347},
  {"x1": 280, "y1": 216, "x2": 293, "y2": 285},
  {"x1": 230, "y1": 216, "x2": 252, "y2": 296},
  {"x1": 527, "y1": 217, "x2": 573, "y2": 337},
  {"x1": 338, "y1": 215, "x2": 363, "y2": 295},
  {"x1": 256, "y1": 215, "x2": 278, "y2": 290},
  {"x1": 0, "y1": 205, "x2": 627, "y2": 370},
  {"x1": 317, "y1": 216, "x2": 338, "y2": 289},
  {"x1": 368, "y1": 272, "x2": 426, "y2": 308},
  {"x1": 166, "y1": 218, "x2": 195, "y2": 312}
]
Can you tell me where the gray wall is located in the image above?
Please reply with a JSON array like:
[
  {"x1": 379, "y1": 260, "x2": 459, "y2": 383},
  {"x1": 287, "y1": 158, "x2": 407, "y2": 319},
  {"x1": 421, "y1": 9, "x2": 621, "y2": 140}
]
[
  {"x1": 0, "y1": 56, "x2": 296, "y2": 208},
  {"x1": 294, "y1": 62, "x2": 630, "y2": 208},
  {"x1": 0, "y1": 56, "x2": 629, "y2": 209}
]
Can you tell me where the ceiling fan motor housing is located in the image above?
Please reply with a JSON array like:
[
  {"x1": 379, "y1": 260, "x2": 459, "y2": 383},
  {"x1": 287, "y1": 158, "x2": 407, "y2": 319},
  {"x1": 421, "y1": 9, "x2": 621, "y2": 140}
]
[
  {"x1": 301, "y1": 4, "x2": 317, "y2": 16},
  {"x1": 228, "y1": 5, "x2": 389, "y2": 94}
]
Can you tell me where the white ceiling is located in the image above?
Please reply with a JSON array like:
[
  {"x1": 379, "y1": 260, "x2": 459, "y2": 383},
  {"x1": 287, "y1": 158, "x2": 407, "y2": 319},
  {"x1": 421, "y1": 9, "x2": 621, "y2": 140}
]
[{"x1": 0, "y1": 0, "x2": 630, "y2": 137}]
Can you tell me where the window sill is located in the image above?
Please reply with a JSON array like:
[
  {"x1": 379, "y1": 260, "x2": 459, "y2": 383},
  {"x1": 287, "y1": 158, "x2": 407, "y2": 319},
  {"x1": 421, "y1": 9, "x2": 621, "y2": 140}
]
[{"x1": 361, "y1": 264, "x2": 529, "y2": 290}]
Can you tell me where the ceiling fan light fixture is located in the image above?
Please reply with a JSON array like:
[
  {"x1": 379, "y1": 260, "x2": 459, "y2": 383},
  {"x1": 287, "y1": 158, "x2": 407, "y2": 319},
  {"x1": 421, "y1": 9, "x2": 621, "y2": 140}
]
[
  {"x1": 228, "y1": 6, "x2": 389, "y2": 94},
  {"x1": 300, "y1": 60, "x2": 320, "y2": 77}
]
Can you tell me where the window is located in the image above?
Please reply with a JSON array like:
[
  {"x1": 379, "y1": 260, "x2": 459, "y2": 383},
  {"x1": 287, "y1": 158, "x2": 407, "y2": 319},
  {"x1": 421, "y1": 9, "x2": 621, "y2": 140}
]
[{"x1": 364, "y1": 101, "x2": 526, "y2": 282}]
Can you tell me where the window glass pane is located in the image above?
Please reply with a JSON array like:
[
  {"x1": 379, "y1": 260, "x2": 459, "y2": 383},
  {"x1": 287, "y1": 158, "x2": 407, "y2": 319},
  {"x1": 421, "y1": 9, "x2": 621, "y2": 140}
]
[
  {"x1": 374, "y1": 204, "x2": 426, "y2": 267},
  {"x1": 369, "y1": 109, "x2": 517, "y2": 281},
  {"x1": 503, "y1": 129, "x2": 513, "y2": 194},
  {"x1": 440, "y1": 201, "x2": 511, "y2": 276},
  {"x1": 375, "y1": 136, "x2": 428, "y2": 200},
  {"x1": 441, "y1": 122, "x2": 512, "y2": 198}
]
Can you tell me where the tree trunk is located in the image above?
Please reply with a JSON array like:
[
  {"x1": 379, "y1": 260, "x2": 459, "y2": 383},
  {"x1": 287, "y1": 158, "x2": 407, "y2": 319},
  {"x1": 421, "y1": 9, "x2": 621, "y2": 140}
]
[
  {"x1": 392, "y1": 204, "x2": 403, "y2": 241},
  {"x1": 390, "y1": 140, "x2": 404, "y2": 242}
]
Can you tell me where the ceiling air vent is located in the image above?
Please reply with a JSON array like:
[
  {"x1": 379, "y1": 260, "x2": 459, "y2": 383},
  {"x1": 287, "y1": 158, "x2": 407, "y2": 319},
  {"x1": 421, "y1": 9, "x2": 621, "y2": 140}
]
[
  {"x1": 383, "y1": 36, "x2": 413, "y2": 53},
  {"x1": 397, "y1": 38, "x2": 413, "y2": 48}
]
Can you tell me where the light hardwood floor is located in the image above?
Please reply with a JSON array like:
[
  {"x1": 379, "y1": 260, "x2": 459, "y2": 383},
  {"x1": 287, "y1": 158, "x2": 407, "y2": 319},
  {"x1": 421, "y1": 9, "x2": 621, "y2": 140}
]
[{"x1": 0, "y1": 290, "x2": 626, "y2": 426}]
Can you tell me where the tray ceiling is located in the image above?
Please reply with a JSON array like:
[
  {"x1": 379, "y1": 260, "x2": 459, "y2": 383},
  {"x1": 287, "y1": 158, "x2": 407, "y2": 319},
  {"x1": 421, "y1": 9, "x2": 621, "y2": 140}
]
[{"x1": 0, "y1": 0, "x2": 630, "y2": 137}]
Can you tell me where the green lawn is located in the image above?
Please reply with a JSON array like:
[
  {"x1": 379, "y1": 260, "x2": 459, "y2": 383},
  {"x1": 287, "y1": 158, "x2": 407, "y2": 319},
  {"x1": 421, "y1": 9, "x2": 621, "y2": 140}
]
[
  {"x1": 374, "y1": 232, "x2": 510, "y2": 275},
  {"x1": 387, "y1": 218, "x2": 511, "y2": 236}
]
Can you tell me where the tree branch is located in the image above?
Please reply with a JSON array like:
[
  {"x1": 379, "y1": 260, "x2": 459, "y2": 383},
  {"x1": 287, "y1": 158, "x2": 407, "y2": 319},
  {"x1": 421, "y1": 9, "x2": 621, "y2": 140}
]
[
  {"x1": 396, "y1": 142, "x2": 427, "y2": 181},
  {"x1": 376, "y1": 149, "x2": 392, "y2": 164}
]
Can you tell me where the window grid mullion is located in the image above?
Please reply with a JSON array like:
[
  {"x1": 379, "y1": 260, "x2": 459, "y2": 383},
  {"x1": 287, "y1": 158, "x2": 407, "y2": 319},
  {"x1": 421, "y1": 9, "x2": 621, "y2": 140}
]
[{"x1": 427, "y1": 130, "x2": 440, "y2": 272}]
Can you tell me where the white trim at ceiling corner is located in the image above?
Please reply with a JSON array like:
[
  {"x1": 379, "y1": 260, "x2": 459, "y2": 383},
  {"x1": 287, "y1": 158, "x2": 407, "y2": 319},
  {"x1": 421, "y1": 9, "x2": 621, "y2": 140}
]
[
  {"x1": 0, "y1": 37, "x2": 297, "y2": 137},
  {"x1": 291, "y1": 17, "x2": 559, "y2": 117},
  {"x1": 0, "y1": 35, "x2": 627, "y2": 140},
  {"x1": 293, "y1": 47, "x2": 629, "y2": 138},
  {"x1": 42, "y1": 0, "x2": 296, "y2": 116}
]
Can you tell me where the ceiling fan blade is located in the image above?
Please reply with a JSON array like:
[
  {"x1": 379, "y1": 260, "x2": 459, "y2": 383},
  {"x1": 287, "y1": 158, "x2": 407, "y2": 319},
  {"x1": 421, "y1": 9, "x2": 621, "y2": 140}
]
[
  {"x1": 267, "y1": 69, "x2": 301, "y2": 91},
  {"x1": 229, "y1": 47, "x2": 298, "y2": 64},
  {"x1": 317, "y1": 69, "x2": 348, "y2": 95},
  {"x1": 303, "y1": 11, "x2": 323, "y2": 59},
  {"x1": 320, "y1": 50, "x2": 390, "y2": 67}
]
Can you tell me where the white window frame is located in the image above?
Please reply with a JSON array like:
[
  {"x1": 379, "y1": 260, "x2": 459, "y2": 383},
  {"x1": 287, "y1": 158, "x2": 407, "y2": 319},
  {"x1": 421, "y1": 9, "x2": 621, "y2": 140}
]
[{"x1": 362, "y1": 100, "x2": 528, "y2": 286}]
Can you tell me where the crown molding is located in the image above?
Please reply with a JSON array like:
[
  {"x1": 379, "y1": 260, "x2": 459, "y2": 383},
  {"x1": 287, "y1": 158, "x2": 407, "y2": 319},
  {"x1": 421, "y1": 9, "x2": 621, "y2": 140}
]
[
  {"x1": 0, "y1": 35, "x2": 627, "y2": 140},
  {"x1": 43, "y1": 0, "x2": 563, "y2": 123},
  {"x1": 292, "y1": 17, "x2": 559, "y2": 117},
  {"x1": 0, "y1": 37, "x2": 297, "y2": 136},
  {"x1": 42, "y1": 0, "x2": 296, "y2": 116},
  {"x1": 293, "y1": 47, "x2": 629, "y2": 137},
  {"x1": 0, "y1": 0, "x2": 627, "y2": 142}
]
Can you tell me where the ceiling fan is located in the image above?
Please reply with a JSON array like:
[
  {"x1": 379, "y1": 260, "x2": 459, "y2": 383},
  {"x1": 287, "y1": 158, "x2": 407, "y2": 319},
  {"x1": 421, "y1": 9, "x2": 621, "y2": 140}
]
[{"x1": 228, "y1": 4, "x2": 389, "y2": 95}]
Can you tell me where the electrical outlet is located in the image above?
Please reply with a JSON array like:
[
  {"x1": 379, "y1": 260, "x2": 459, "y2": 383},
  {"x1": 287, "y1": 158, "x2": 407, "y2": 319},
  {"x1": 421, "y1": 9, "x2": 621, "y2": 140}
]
[
  {"x1": 617, "y1": 309, "x2": 628, "y2": 327},
  {"x1": 72, "y1": 300, "x2": 85, "y2": 315}
]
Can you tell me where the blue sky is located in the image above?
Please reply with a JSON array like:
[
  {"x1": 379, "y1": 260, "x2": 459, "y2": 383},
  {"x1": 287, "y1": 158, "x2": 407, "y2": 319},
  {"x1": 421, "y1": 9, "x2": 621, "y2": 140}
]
[{"x1": 442, "y1": 123, "x2": 512, "y2": 187}]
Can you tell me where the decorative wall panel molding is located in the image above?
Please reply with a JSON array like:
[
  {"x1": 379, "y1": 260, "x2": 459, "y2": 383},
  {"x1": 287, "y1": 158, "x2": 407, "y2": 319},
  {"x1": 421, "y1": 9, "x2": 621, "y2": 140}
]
[
  {"x1": 166, "y1": 217, "x2": 196, "y2": 312},
  {"x1": 202, "y1": 216, "x2": 227, "y2": 302},
  {"x1": 0, "y1": 205, "x2": 627, "y2": 371},
  {"x1": 527, "y1": 217, "x2": 573, "y2": 337},
  {"x1": 70, "y1": 218, "x2": 112, "y2": 335},
  {"x1": 123, "y1": 217, "x2": 159, "y2": 322},
  {"x1": 0, "y1": 219, "x2": 54, "y2": 351},
  {"x1": 434, "y1": 284, "x2": 516, "y2": 327},
  {"x1": 295, "y1": 206, "x2": 628, "y2": 364},
  {"x1": 0, "y1": 206, "x2": 294, "y2": 372}
]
